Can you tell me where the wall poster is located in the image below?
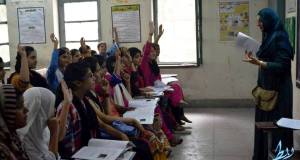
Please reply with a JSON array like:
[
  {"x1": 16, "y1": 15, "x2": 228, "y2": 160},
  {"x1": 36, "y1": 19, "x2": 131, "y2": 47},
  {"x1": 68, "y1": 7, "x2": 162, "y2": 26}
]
[
  {"x1": 219, "y1": 0, "x2": 249, "y2": 41},
  {"x1": 111, "y1": 4, "x2": 141, "y2": 43},
  {"x1": 17, "y1": 7, "x2": 46, "y2": 44}
]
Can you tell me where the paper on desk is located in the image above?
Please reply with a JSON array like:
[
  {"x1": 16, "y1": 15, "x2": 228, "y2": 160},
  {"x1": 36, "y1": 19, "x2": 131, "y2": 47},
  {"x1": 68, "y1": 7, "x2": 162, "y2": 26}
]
[
  {"x1": 236, "y1": 32, "x2": 261, "y2": 53},
  {"x1": 276, "y1": 118, "x2": 300, "y2": 130}
]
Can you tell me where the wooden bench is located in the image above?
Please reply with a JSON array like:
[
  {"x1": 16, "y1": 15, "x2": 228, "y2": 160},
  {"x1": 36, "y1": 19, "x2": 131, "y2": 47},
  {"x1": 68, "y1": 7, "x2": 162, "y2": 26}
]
[{"x1": 256, "y1": 122, "x2": 300, "y2": 160}]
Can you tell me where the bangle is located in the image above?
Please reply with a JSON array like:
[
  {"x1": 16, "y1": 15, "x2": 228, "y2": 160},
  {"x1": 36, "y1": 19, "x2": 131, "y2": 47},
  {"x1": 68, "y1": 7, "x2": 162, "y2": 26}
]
[{"x1": 259, "y1": 60, "x2": 266, "y2": 68}]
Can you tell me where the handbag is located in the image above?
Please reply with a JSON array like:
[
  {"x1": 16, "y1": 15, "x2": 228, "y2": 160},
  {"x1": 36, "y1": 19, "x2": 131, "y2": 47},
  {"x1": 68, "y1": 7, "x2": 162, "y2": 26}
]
[
  {"x1": 112, "y1": 120, "x2": 139, "y2": 137},
  {"x1": 252, "y1": 86, "x2": 278, "y2": 111}
]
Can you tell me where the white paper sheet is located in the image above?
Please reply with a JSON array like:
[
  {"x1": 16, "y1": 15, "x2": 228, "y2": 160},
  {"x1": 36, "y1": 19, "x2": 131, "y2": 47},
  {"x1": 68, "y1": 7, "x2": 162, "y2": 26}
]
[
  {"x1": 161, "y1": 74, "x2": 178, "y2": 78},
  {"x1": 162, "y1": 77, "x2": 178, "y2": 85},
  {"x1": 88, "y1": 139, "x2": 131, "y2": 151},
  {"x1": 236, "y1": 32, "x2": 260, "y2": 53},
  {"x1": 72, "y1": 147, "x2": 124, "y2": 160},
  {"x1": 17, "y1": 7, "x2": 46, "y2": 44},
  {"x1": 117, "y1": 151, "x2": 136, "y2": 160},
  {"x1": 112, "y1": 5, "x2": 141, "y2": 43},
  {"x1": 124, "y1": 99, "x2": 158, "y2": 124},
  {"x1": 276, "y1": 118, "x2": 300, "y2": 130}
]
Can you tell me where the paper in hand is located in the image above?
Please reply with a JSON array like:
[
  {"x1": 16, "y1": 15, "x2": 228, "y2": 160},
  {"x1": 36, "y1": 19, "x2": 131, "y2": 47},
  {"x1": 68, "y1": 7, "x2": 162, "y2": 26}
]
[{"x1": 236, "y1": 32, "x2": 261, "y2": 53}]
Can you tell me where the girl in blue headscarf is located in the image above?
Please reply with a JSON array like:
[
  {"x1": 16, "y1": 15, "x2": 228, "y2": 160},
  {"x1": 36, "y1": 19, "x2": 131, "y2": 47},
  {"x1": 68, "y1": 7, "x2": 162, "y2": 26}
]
[{"x1": 243, "y1": 8, "x2": 294, "y2": 160}]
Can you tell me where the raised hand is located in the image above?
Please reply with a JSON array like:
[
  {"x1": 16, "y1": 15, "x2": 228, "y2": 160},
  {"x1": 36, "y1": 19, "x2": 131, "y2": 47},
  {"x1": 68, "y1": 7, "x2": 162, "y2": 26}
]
[
  {"x1": 50, "y1": 33, "x2": 59, "y2": 49},
  {"x1": 149, "y1": 21, "x2": 155, "y2": 35},
  {"x1": 61, "y1": 80, "x2": 73, "y2": 105},
  {"x1": 17, "y1": 44, "x2": 26, "y2": 57},
  {"x1": 158, "y1": 24, "x2": 164, "y2": 36},
  {"x1": 80, "y1": 37, "x2": 87, "y2": 50}
]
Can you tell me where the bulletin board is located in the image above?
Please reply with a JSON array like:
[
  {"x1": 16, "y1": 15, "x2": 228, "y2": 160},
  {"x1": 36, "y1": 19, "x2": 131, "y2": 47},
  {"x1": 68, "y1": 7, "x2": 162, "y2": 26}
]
[
  {"x1": 296, "y1": 3, "x2": 300, "y2": 88},
  {"x1": 219, "y1": 0, "x2": 249, "y2": 41},
  {"x1": 17, "y1": 7, "x2": 46, "y2": 44},
  {"x1": 285, "y1": 17, "x2": 295, "y2": 51},
  {"x1": 111, "y1": 4, "x2": 141, "y2": 43}
]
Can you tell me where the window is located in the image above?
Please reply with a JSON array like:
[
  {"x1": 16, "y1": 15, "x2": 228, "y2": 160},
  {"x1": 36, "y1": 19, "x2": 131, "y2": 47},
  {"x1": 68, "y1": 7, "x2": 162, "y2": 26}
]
[
  {"x1": 0, "y1": 1, "x2": 10, "y2": 67},
  {"x1": 153, "y1": 0, "x2": 202, "y2": 66},
  {"x1": 58, "y1": 0, "x2": 100, "y2": 51}
]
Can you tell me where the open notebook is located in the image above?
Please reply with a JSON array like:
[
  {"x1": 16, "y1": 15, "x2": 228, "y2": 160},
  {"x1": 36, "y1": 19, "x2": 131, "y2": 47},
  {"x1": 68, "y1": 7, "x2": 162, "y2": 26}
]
[
  {"x1": 72, "y1": 139, "x2": 135, "y2": 160},
  {"x1": 123, "y1": 98, "x2": 159, "y2": 124}
]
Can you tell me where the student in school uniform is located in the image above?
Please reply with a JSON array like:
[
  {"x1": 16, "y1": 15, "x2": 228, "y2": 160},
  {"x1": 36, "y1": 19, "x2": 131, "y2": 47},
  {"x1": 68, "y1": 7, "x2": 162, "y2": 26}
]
[
  {"x1": 82, "y1": 57, "x2": 170, "y2": 160},
  {"x1": 47, "y1": 33, "x2": 72, "y2": 93},
  {"x1": 17, "y1": 87, "x2": 60, "y2": 160},
  {"x1": 97, "y1": 27, "x2": 119, "y2": 59},
  {"x1": 8, "y1": 45, "x2": 49, "y2": 93},
  {"x1": 140, "y1": 23, "x2": 191, "y2": 125},
  {"x1": 70, "y1": 49, "x2": 82, "y2": 63},
  {"x1": 56, "y1": 62, "x2": 99, "y2": 158},
  {"x1": 0, "y1": 84, "x2": 29, "y2": 160}
]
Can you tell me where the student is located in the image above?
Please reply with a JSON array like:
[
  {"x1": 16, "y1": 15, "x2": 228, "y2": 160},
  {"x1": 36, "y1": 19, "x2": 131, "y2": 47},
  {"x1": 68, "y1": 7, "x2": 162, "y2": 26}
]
[
  {"x1": 0, "y1": 57, "x2": 5, "y2": 84},
  {"x1": 70, "y1": 49, "x2": 82, "y2": 63},
  {"x1": 17, "y1": 87, "x2": 60, "y2": 160},
  {"x1": 79, "y1": 38, "x2": 92, "y2": 58},
  {"x1": 127, "y1": 47, "x2": 183, "y2": 147},
  {"x1": 0, "y1": 84, "x2": 29, "y2": 160},
  {"x1": 56, "y1": 62, "x2": 98, "y2": 158},
  {"x1": 82, "y1": 57, "x2": 169, "y2": 160},
  {"x1": 97, "y1": 27, "x2": 119, "y2": 59},
  {"x1": 8, "y1": 45, "x2": 49, "y2": 93},
  {"x1": 243, "y1": 8, "x2": 294, "y2": 160},
  {"x1": 141, "y1": 23, "x2": 191, "y2": 125},
  {"x1": 47, "y1": 33, "x2": 71, "y2": 93}
]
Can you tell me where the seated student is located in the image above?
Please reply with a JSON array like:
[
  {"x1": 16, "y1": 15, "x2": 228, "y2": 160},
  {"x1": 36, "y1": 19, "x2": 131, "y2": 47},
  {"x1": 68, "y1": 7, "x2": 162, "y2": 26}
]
[
  {"x1": 8, "y1": 45, "x2": 49, "y2": 93},
  {"x1": 56, "y1": 62, "x2": 99, "y2": 158},
  {"x1": 97, "y1": 27, "x2": 119, "y2": 59},
  {"x1": 141, "y1": 23, "x2": 191, "y2": 125},
  {"x1": 17, "y1": 87, "x2": 60, "y2": 160},
  {"x1": 0, "y1": 84, "x2": 29, "y2": 160},
  {"x1": 93, "y1": 55, "x2": 127, "y2": 117},
  {"x1": 79, "y1": 37, "x2": 92, "y2": 58},
  {"x1": 127, "y1": 47, "x2": 183, "y2": 147},
  {"x1": 0, "y1": 57, "x2": 6, "y2": 84},
  {"x1": 47, "y1": 33, "x2": 71, "y2": 93},
  {"x1": 70, "y1": 49, "x2": 82, "y2": 63},
  {"x1": 82, "y1": 57, "x2": 169, "y2": 160}
]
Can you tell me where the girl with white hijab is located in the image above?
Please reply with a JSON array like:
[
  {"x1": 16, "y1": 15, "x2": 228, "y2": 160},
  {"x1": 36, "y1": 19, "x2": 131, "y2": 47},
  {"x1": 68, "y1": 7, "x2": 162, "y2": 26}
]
[{"x1": 17, "y1": 87, "x2": 60, "y2": 160}]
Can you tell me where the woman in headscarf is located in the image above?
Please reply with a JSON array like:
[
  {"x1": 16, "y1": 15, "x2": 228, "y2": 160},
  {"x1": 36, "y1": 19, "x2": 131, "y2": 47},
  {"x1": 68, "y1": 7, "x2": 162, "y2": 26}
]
[
  {"x1": 17, "y1": 87, "x2": 59, "y2": 160},
  {"x1": 0, "y1": 84, "x2": 29, "y2": 160},
  {"x1": 243, "y1": 8, "x2": 294, "y2": 160}
]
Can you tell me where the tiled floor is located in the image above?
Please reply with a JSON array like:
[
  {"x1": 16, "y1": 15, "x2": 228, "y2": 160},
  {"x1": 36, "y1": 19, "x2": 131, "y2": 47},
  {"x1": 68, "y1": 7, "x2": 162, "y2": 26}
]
[{"x1": 169, "y1": 107, "x2": 255, "y2": 160}]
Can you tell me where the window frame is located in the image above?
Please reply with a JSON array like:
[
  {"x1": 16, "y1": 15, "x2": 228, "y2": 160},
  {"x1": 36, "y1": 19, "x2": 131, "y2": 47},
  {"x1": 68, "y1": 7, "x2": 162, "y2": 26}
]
[
  {"x1": 58, "y1": 0, "x2": 101, "y2": 48},
  {"x1": 152, "y1": 0, "x2": 202, "y2": 67},
  {"x1": 0, "y1": 1, "x2": 10, "y2": 68}
]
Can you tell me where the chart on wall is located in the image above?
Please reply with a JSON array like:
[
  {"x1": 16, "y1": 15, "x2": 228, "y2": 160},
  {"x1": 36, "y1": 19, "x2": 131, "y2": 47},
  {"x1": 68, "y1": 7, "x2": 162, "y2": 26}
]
[
  {"x1": 111, "y1": 4, "x2": 141, "y2": 43},
  {"x1": 285, "y1": 17, "x2": 295, "y2": 51},
  {"x1": 17, "y1": 7, "x2": 46, "y2": 44},
  {"x1": 219, "y1": 1, "x2": 249, "y2": 41}
]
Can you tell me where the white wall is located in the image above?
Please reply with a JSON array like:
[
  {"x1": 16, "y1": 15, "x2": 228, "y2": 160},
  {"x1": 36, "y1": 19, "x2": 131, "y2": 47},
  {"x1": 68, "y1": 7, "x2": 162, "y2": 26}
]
[
  {"x1": 6, "y1": 0, "x2": 58, "y2": 69},
  {"x1": 161, "y1": 0, "x2": 268, "y2": 100}
]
